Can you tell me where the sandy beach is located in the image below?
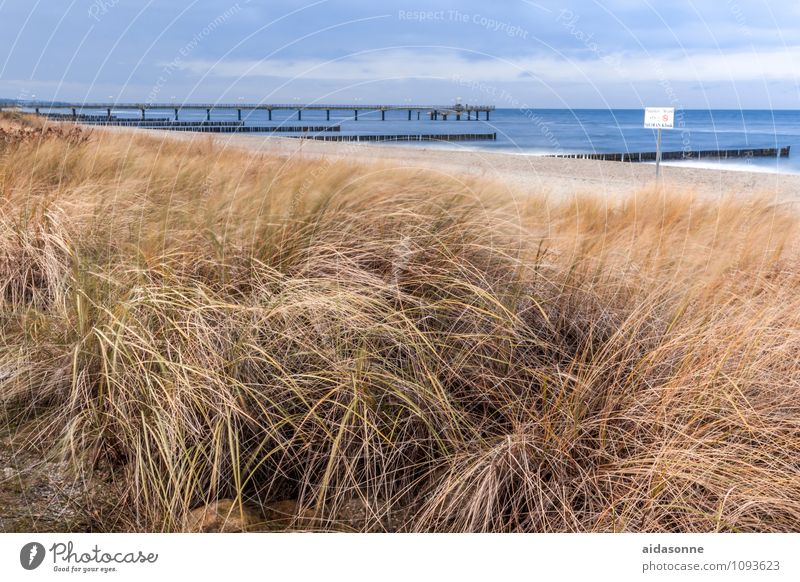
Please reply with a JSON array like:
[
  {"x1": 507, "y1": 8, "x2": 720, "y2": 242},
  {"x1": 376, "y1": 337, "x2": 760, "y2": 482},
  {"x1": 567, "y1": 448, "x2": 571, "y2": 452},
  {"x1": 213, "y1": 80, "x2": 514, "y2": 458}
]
[{"x1": 128, "y1": 129, "x2": 800, "y2": 203}]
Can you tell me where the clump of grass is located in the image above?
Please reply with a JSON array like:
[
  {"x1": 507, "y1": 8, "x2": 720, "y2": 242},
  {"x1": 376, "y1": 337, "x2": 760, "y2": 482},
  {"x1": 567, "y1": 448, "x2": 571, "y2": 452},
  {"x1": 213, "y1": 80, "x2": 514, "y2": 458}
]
[{"x1": 1, "y1": 116, "x2": 799, "y2": 532}]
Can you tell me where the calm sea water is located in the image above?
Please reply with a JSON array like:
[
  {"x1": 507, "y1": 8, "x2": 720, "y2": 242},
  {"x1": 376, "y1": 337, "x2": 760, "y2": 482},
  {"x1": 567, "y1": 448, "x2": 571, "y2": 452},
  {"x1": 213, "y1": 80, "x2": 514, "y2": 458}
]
[{"x1": 71, "y1": 107, "x2": 800, "y2": 175}]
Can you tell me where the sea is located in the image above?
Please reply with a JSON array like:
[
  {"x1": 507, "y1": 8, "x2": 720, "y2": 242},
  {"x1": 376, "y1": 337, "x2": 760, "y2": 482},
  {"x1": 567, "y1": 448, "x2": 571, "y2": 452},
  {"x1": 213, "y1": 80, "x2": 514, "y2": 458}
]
[{"x1": 50, "y1": 107, "x2": 800, "y2": 175}]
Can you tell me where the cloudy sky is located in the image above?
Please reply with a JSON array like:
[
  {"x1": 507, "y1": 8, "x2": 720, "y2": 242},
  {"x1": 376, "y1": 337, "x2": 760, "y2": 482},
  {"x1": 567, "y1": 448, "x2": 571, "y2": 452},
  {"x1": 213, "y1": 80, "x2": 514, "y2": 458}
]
[{"x1": 1, "y1": 0, "x2": 798, "y2": 108}]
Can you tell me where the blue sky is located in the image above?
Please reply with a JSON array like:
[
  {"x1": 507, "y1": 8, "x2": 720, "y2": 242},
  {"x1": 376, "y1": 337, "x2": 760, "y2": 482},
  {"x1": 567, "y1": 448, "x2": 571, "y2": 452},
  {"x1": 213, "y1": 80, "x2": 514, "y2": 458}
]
[{"x1": 1, "y1": 0, "x2": 798, "y2": 108}]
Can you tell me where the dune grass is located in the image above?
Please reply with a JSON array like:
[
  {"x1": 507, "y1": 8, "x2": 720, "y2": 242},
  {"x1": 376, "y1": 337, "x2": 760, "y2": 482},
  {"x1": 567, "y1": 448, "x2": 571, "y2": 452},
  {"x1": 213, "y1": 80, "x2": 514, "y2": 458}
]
[{"x1": 1, "y1": 113, "x2": 799, "y2": 532}]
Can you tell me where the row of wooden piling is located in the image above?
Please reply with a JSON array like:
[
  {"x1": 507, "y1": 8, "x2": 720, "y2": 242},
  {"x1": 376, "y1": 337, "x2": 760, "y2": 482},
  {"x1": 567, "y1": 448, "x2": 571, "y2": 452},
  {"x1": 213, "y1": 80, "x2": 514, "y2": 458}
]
[{"x1": 551, "y1": 146, "x2": 790, "y2": 162}]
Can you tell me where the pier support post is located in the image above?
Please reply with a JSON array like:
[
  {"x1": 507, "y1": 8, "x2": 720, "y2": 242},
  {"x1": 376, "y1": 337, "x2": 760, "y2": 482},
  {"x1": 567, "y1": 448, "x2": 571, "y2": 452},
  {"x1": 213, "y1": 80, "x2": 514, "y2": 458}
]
[
  {"x1": 486, "y1": 111, "x2": 490, "y2": 121},
  {"x1": 408, "y1": 109, "x2": 411, "y2": 121},
  {"x1": 72, "y1": 108, "x2": 77, "y2": 117},
  {"x1": 206, "y1": 108, "x2": 211, "y2": 121},
  {"x1": 140, "y1": 108, "x2": 145, "y2": 120},
  {"x1": 381, "y1": 110, "x2": 385, "y2": 121},
  {"x1": 237, "y1": 109, "x2": 242, "y2": 121},
  {"x1": 298, "y1": 109, "x2": 302, "y2": 121},
  {"x1": 417, "y1": 112, "x2": 420, "y2": 120},
  {"x1": 456, "y1": 113, "x2": 461, "y2": 121},
  {"x1": 174, "y1": 108, "x2": 178, "y2": 121},
  {"x1": 107, "y1": 108, "x2": 112, "y2": 119},
  {"x1": 268, "y1": 109, "x2": 272, "y2": 121},
  {"x1": 326, "y1": 110, "x2": 330, "y2": 121},
  {"x1": 354, "y1": 109, "x2": 358, "y2": 121}
]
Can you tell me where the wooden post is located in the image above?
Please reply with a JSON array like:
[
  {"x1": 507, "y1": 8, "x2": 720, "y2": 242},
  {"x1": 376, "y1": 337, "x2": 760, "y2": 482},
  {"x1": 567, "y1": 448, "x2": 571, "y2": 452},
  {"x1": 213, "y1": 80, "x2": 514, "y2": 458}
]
[
  {"x1": 655, "y1": 127, "x2": 662, "y2": 182},
  {"x1": 140, "y1": 108, "x2": 145, "y2": 120},
  {"x1": 107, "y1": 108, "x2": 112, "y2": 119},
  {"x1": 381, "y1": 110, "x2": 385, "y2": 121},
  {"x1": 354, "y1": 109, "x2": 358, "y2": 121},
  {"x1": 298, "y1": 109, "x2": 302, "y2": 121},
  {"x1": 486, "y1": 110, "x2": 490, "y2": 121},
  {"x1": 237, "y1": 109, "x2": 242, "y2": 121},
  {"x1": 268, "y1": 109, "x2": 272, "y2": 121},
  {"x1": 174, "y1": 108, "x2": 178, "y2": 121},
  {"x1": 206, "y1": 108, "x2": 211, "y2": 121},
  {"x1": 326, "y1": 110, "x2": 330, "y2": 121},
  {"x1": 408, "y1": 109, "x2": 411, "y2": 121}
]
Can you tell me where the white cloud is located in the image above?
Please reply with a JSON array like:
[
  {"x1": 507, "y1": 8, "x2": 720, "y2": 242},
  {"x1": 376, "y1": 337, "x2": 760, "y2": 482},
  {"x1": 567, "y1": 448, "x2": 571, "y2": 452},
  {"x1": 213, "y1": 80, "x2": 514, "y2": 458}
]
[{"x1": 175, "y1": 46, "x2": 800, "y2": 85}]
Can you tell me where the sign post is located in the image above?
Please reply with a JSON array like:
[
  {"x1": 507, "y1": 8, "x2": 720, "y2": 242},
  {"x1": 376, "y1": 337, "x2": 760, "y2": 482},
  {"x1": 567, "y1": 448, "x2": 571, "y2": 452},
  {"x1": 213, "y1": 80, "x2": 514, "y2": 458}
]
[{"x1": 644, "y1": 107, "x2": 675, "y2": 182}]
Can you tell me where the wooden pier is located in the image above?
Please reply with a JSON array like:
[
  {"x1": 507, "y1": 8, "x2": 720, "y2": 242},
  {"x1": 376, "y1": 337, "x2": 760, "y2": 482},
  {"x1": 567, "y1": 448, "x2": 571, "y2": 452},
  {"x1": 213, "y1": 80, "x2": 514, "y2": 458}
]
[
  {"x1": 14, "y1": 101, "x2": 495, "y2": 122},
  {"x1": 551, "y1": 146, "x2": 790, "y2": 162}
]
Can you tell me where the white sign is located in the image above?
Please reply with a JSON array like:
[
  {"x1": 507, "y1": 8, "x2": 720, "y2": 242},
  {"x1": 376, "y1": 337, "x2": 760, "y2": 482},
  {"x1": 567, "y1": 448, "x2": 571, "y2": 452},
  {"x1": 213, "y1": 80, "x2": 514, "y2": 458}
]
[{"x1": 644, "y1": 107, "x2": 674, "y2": 129}]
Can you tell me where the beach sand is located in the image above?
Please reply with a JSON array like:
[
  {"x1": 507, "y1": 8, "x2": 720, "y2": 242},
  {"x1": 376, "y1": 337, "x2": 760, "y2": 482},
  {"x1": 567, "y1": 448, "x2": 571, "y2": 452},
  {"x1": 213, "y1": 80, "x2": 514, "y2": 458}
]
[{"x1": 105, "y1": 127, "x2": 800, "y2": 203}]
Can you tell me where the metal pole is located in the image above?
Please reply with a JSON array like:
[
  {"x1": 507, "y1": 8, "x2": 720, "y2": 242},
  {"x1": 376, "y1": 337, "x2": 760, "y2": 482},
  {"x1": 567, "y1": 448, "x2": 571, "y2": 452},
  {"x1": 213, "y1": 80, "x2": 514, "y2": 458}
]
[{"x1": 655, "y1": 127, "x2": 662, "y2": 182}]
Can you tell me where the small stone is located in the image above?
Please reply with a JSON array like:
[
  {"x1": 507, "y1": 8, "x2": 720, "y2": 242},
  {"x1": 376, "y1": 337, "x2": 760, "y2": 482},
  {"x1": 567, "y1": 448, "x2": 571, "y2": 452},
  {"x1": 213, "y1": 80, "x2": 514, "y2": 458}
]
[{"x1": 185, "y1": 499, "x2": 262, "y2": 533}]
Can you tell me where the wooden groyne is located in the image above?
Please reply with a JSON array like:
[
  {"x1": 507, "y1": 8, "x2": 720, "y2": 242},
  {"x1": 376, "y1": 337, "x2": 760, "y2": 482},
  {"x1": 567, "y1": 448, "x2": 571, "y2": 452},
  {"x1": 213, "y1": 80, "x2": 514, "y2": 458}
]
[
  {"x1": 551, "y1": 146, "x2": 790, "y2": 162},
  {"x1": 44, "y1": 113, "x2": 172, "y2": 122},
  {"x1": 293, "y1": 133, "x2": 497, "y2": 142},
  {"x1": 72, "y1": 120, "x2": 246, "y2": 127},
  {"x1": 46, "y1": 116, "x2": 342, "y2": 133},
  {"x1": 141, "y1": 125, "x2": 341, "y2": 133}
]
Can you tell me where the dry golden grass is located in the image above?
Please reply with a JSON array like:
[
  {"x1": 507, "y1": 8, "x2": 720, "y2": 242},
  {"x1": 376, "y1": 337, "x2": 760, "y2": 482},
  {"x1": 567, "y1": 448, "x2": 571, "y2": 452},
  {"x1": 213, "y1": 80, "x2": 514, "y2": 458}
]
[{"x1": 1, "y1": 113, "x2": 799, "y2": 532}]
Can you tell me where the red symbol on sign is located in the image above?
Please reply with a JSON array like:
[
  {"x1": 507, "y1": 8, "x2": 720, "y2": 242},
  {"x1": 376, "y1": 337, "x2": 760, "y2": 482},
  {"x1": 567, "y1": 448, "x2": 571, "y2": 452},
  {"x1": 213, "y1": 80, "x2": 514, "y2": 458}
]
[{"x1": 662, "y1": 114, "x2": 668, "y2": 122}]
